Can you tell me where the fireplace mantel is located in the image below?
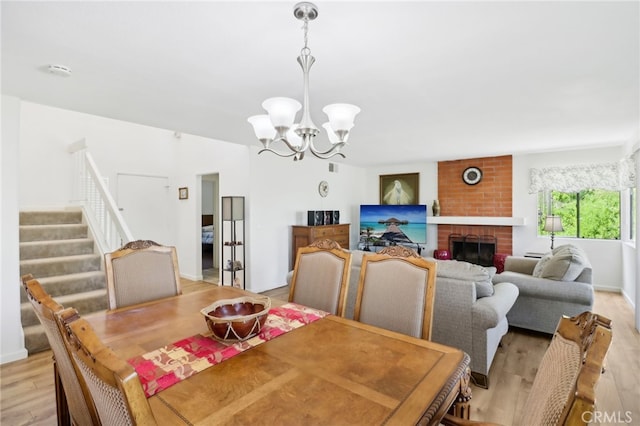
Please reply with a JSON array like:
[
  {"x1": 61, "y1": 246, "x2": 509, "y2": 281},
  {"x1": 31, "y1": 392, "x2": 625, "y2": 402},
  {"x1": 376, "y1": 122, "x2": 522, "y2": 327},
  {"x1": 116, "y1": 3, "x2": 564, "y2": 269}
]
[{"x1": 429, "y1": 216, "x2": 526, "y2": 226}]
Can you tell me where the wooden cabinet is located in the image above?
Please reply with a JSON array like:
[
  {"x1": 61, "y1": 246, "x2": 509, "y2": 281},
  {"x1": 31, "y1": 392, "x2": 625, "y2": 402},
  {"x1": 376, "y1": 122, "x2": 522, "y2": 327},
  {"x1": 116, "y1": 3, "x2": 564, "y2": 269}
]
[{"x1": 291, "y1": 224, "x2": 350, "y2": 267}]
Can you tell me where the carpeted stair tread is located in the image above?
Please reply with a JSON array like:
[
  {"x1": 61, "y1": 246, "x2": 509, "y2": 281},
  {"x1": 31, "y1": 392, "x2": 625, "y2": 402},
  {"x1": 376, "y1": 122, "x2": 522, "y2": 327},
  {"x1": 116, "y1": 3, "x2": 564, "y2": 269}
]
[
  {"x1": 23, "y1": 324, "x2": 50, "y2": 355},
  {"x1": 19, "y1": 209, "x2": 111, "y2": 354},
  {"x1": 20, "y1": 210, "x2": 83, "y2": 225},
  {"x1": 21, "y1": 289, "x2": 108, "y2": 329},
  {"x1": 20, "y1": 224, "x2": 88, "y2": 242},
  {"x1": 20, "y1": 271, "x2": 106, "y2": 303},
  {"x1": 20, "y1": 238, "x2": 95, "y2": 259},
  {"x1": 20, "y1": 253, "x2": 101, "y2": 278}
]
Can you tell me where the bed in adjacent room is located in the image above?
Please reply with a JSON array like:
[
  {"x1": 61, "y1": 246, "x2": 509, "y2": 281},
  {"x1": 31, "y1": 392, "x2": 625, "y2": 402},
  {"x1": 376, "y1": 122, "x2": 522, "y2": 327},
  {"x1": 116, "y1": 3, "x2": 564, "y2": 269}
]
[{"x1": 202, "y1": 215, "x2": 214, "y2": 269}]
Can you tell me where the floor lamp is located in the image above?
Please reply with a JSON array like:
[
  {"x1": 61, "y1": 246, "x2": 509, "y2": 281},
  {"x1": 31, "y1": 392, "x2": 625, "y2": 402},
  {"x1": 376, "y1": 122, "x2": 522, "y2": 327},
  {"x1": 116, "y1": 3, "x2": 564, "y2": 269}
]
[{"x1": 544, "y1": 216, "x2": 564, "y2": 250}]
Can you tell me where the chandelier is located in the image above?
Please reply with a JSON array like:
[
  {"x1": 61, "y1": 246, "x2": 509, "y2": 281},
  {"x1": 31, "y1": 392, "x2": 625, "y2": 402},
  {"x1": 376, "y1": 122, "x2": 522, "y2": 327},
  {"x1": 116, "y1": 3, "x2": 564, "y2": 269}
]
[{"x1": 247, "y1": 2, "x2": 361, "y2": 161}]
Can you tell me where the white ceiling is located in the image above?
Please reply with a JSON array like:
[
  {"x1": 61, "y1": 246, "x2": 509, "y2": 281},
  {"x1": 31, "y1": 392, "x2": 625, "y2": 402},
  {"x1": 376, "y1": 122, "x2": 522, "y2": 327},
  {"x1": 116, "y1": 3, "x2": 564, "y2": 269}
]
[{"x1": 2, "y1": 1, "x2": 638, "y2": 167}]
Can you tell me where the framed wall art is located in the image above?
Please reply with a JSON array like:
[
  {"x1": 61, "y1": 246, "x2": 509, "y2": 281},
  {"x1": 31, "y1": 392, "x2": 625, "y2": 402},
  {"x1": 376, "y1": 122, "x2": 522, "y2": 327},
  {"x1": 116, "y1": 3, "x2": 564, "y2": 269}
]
[
  {"x1": 178, "y1": 187, "x2": 189, "y2": 200},
  {"x1": 379, "y1": 173, "x2": 419, "y2": 205}
]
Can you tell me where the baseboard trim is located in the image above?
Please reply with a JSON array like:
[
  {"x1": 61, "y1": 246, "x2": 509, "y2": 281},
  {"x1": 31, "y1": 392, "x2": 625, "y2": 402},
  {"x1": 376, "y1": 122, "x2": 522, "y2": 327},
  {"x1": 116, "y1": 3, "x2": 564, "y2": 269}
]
[
  {"x1": 621, "y1": 290, "x2": 636, "y2": 310},
  {"x1": 593, "y1": 285, "x2": 622, "y2": 293},
  {"x1": 180, "y1": 273, "x2": 200, "y2": 281},
  {"x1": 0, "y1": 348, "x2": 28, "y2": 365}
]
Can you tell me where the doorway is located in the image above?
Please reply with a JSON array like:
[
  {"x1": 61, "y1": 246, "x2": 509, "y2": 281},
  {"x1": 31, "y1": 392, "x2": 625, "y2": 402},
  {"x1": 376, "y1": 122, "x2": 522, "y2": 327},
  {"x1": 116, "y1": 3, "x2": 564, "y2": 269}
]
[{"x1": 201, "y1": 174, "x2": 219, "y2": 283}]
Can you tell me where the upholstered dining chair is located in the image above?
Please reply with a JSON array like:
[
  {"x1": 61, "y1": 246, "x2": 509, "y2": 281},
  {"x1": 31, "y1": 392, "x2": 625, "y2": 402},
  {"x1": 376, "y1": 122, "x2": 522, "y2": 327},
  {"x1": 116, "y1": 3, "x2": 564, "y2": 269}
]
[
  {"x1": 57, "y1": 307, "x2": 158, "y2": 426},
  {"x1": 105, "y1": 239, "x2": 181, "y2": 310},
  {"x1": 441, "y1": 311, "x2": 613, "y2": 426},
  {"x1": 353, "y1": 246, "x2": 437, "y2": 340},
  {"x1": 21, "y1": 274, "x2": 99, "y2": 426},
  {"x1": 289, "y1": 239, "x2": 352, "y2": 316}
]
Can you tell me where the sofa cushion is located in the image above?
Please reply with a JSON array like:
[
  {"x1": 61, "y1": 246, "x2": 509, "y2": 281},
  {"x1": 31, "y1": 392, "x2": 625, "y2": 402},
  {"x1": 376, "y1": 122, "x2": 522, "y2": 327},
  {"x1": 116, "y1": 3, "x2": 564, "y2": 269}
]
[
  {"x1": 436, "y1": 260, "x2": 496, "y2": 298},
  {"x1": 532, "y1": 252, "x2": 553, "y2": 277},
  {"x1": 539, "y1": 244, "x2": 590, "y2": 281}
]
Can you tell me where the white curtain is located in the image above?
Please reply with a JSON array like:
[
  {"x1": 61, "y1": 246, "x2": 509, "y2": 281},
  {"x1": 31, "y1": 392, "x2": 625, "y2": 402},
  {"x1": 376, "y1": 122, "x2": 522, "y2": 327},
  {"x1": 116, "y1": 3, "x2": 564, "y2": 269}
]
[{"x1": 529, "y1": 158, "x2": 635, "y2": 193}]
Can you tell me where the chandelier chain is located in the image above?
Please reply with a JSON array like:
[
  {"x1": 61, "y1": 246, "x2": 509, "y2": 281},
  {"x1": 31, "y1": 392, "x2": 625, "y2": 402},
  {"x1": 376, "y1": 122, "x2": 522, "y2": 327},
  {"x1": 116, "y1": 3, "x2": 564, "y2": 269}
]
[{"x1": 302, "y1": 19, "x2": 310, "y2": 54}]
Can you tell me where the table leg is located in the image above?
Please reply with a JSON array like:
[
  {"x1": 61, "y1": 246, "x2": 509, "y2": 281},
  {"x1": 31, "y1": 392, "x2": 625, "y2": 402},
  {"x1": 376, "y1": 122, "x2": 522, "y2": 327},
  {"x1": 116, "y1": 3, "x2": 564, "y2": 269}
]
[
  {"x1": 53, "y1": 358, "x2": 71, "y2": 426},
  {"x1": 449, "y1": 366, "x2": 472, "y2": 419}
]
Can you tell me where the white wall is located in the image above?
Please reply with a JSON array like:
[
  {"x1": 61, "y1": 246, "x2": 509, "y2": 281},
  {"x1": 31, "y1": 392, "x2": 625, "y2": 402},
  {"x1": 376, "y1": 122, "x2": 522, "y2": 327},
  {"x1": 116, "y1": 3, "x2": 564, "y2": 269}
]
[
  {"x1": 1, "y1": 95, "x2": 28, "y2": 363},
  {"x1": 362, "y1": 148, "x2": 628, "y2": 290},
  {"x1": 512, "y1": 146, "x2": 626, "y2": 290},
  {"x1": 172, "y1": 133, "x2": 251, "y2": 281},
  {"x1": 364, "y1": 163, "x2": 439, "y2": 255},
  {"x1": 16, "y1": 101, "x2": 368, "y2": 292},
  {"x1": 202, "y1": 180, "x2": 215, "y2": 215},
  {"x1": 5, "y1": 99, "x2": 636, "y2": 364},
  {"x1": 248, "y1": 151, "x2": 366, "y2": 292}
]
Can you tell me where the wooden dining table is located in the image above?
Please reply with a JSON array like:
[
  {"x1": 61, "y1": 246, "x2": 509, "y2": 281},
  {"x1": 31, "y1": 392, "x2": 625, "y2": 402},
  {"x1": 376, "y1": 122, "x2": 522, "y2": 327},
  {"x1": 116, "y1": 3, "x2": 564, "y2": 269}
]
[{"x1": 84, "y1": 285, "x2": 471, "y2": 425}]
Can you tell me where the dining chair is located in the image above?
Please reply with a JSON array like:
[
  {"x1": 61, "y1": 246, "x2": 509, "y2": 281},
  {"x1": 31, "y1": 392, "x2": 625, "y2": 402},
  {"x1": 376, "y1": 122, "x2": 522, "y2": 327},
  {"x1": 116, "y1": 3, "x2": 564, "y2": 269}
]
[
  {"x1": 21, "y1": 274, "x2": 100, "y2": 426},
  {"x1": 288, "y1": 238, "x2": 352, "y2": 316},
  {"x1": 353, "y1": 246, "x2": 437, "y2": 340},
  {"x1": 104, "y1": 239, "x2": 182, "y2": 310},
  {"x1": 441, "y1": 311, "x2": 613, "y2": 426},
  {"x1": 57, "y1": 307, "x2": 158, "y2": 426}
]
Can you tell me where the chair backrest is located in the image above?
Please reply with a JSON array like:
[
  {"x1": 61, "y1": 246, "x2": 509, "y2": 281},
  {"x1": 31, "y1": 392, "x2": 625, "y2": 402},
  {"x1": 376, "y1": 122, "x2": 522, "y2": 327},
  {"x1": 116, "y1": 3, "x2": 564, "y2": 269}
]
[
  {"x1": 521, "y1": 311, "x2": 612, "y2": 426},
  {"x1": 105, "y1": 239, "x2": 182, "y2": 310},
  {"x1": 353, "y1": 246, "x2": 437, "y2": 340},
  {"x1": 288, "y1": 239, "x2": 352, "y2": 316},
  {"x1": 21, "y1": 275, "x2": 99, "y2": 426},
  {"x1": 57, "y1": 307, "x2": 158, "y2": 425}
]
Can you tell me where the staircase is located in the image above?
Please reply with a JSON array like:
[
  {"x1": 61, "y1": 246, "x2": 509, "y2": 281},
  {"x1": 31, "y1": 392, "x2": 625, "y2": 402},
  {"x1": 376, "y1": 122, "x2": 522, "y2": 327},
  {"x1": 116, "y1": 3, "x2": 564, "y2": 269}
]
[{"x1": 19, "y1": 210, "x2": 108, "y2": 354}]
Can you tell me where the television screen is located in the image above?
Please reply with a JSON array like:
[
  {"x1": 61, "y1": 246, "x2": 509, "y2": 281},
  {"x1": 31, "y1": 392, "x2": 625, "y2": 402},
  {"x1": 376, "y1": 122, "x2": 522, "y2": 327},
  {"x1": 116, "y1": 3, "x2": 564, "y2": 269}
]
[{"x1": 359, "y1": 204, "x2": 427, "y2": 253}]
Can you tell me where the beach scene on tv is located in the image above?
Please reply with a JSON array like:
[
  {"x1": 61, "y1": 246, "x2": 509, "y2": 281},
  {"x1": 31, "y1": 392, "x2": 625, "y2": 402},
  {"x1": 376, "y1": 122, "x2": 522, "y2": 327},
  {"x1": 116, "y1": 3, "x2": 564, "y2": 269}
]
[{"x1": 359, "y1": 204, "x2": 427, "y2": 254}]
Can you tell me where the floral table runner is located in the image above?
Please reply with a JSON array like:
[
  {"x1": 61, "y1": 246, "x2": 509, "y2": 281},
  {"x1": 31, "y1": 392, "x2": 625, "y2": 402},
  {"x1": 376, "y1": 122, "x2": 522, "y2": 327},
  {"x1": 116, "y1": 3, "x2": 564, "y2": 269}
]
[{"x1": 127, "y1": 303, "x2": 328, "y2": 397}]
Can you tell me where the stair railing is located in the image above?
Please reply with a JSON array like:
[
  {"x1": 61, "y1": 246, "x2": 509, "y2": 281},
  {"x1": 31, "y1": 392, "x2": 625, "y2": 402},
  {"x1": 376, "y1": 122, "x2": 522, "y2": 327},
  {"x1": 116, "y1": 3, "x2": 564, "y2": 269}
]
[{"x1": 69, "y1": 139, "x2": 133, "y2": 253}]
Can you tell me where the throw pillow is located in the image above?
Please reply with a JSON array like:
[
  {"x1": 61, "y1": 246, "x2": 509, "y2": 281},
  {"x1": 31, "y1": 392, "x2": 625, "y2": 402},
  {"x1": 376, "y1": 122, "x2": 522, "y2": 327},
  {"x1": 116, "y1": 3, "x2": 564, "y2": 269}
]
[
  {"x1": 540, "y1": 245, "x2": 589, "y2": 281},
  {"x1": 474, "y1": 278, "x2": 495, "y2": 299},
  {"x1": 436, "y1": 260, "x2": 495, "y2": 298},
  {"x1": 532, "y1": 252, "x2": 553, "y2": 277}
]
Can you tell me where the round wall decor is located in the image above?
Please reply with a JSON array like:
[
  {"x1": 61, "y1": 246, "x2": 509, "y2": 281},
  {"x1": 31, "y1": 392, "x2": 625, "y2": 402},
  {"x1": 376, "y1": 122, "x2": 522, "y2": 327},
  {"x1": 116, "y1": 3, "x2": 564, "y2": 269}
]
[
  {"x1": 318, "y1": 180, "x2": 329, "y2": 197},
  {"x1": 462, "y1": 167, "x2": 483, "y2": 185}
]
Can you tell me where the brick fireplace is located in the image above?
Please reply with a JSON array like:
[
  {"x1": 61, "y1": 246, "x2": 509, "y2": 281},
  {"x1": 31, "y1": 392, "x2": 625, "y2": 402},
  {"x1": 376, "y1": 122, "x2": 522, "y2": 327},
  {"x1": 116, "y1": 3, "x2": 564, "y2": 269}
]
[{"x1": 436, "y1": 155, "x2": 513, "y2": 256}]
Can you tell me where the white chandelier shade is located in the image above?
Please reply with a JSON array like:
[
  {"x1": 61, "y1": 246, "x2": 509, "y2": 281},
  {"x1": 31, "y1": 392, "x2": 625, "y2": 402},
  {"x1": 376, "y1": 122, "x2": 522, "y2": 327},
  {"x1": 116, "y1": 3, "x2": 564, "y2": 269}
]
[
  {"x1": 247, "y1": 2, "x2": 360, "y2": 161},
  {"x1": 261, "y1": 97, "x2": 302, "y2": 131}
]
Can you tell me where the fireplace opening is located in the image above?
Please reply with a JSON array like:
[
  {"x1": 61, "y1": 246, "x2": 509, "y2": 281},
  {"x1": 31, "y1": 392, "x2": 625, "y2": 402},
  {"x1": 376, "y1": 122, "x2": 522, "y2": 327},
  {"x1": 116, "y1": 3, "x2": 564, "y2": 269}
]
[{"x1": 448, "y1": 234, "x2": 496, "y2": 267}]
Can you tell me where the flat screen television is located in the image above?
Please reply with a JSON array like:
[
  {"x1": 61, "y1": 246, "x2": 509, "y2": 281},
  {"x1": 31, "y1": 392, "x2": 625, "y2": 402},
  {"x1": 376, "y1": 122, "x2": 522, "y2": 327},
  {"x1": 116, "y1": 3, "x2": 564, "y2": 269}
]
[{"x1": 359, "y1": 204, "x2": 427, "y2": 253}]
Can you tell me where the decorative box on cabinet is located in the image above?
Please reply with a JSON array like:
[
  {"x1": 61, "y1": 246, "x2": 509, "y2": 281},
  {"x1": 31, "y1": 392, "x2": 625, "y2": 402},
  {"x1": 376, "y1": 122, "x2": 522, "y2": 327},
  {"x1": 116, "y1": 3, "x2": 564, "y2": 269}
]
[
  {"x1": 221, "y1": 196, "x2": 245, "y2": 288},
  {"x1": 291, "y1": 224, "x2": 350, "y2": 267}
]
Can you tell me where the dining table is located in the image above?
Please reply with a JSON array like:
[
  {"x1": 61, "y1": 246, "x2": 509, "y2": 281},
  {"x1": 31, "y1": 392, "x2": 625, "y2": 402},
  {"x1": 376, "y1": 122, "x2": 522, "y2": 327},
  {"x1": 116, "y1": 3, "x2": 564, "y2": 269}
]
[{"x1": 83, "y1": 285, "x2": 472, "y2": 425}]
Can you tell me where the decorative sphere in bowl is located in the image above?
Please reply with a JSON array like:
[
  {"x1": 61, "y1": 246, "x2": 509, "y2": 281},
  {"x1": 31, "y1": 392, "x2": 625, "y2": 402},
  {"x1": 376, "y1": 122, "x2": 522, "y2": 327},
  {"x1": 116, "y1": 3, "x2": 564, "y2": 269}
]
[{"x1": 201, "y1": 296, "x2": 271, "y2": 342}]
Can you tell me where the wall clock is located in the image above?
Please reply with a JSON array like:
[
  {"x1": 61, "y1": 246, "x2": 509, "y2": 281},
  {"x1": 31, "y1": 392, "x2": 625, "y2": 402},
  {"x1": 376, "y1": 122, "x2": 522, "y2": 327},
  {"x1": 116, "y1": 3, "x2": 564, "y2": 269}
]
[
  {"x1": 462, "y1": 167, "x2": 483, "y2": 185},
  {"x1": 318, "y1": 181, "x2": 329, "y2": 197}
]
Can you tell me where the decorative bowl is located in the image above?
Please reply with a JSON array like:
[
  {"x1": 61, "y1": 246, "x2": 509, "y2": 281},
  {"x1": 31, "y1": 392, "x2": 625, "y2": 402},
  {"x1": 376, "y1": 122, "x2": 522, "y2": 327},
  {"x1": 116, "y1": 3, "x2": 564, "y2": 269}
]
[{"x1": 201, "y1": 296, "x2": 271, "y2": 342}]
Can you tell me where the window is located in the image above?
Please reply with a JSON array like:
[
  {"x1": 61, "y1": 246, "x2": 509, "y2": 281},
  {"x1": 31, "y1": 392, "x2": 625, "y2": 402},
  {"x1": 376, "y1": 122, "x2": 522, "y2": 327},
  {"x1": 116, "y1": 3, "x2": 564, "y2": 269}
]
[{"x1": 538, "y1": 190, "x2": 621, "y2": 240}]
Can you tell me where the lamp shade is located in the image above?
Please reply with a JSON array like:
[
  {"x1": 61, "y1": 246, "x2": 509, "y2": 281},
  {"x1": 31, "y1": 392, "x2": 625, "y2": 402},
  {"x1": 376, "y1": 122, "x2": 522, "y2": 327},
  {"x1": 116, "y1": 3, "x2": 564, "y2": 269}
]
[
  {"x1": 544, "y1": 216, "x2": 564, "y2": 232},
  {"x1": 322, "y1": 103, "x2": 361, "y2": 132},
  {"x1": 247, "y1": 115, "x2": 276, "y2": 140},
  {"x1": 262, "y1": 97, "x2": 302, "y2": 129},
  {"x1": 286, "y1": 124, "x2": 303, "y2": 148},
  {"x1": 322, "y1": 122, "x2": 349, "y2": 144}
]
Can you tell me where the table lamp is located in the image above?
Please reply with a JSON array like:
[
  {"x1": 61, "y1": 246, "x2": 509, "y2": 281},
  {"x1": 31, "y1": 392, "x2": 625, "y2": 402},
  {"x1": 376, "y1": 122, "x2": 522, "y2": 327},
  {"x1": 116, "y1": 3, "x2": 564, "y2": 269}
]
[{"x1": 544, "y1": 216, "x2": 564, "y2": 250}]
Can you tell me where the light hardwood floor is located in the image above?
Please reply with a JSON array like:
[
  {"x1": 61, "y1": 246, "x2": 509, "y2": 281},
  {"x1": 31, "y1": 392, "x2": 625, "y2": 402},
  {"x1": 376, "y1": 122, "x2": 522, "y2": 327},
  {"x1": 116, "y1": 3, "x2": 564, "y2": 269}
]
[{"x1": 1, "y1": 283, "x2": 638, "y2": 426}]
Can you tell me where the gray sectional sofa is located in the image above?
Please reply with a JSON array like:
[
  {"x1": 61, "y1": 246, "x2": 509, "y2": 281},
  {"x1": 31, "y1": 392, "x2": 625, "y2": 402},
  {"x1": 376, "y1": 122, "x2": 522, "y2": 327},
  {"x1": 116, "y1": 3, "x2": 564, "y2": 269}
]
[
  {"x1": 287, "y1": 249, "x2": 519, "y2": 388},
  {"x1": 492, "y1": 244, "x2": 594, "y2": 334}
]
